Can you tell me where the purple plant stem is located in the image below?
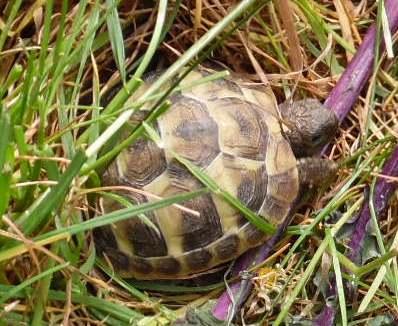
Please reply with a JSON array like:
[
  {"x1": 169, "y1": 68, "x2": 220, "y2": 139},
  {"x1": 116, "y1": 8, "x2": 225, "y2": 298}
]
[
  {"x1": 313, "y1": 304, "x2": 336, "y2": 326},
  {"x1": 213, "y1": 221, "x2": 288, "y2": 320},
  {"x1": 324, "y1": 1, "x2": 398, "y2": 121},
  {"x1": 212, "y1": 1, "x2": 398, "y2": 322},
  {"x1": 348, "y1": 146, "x2": 398, "y2": 263}
]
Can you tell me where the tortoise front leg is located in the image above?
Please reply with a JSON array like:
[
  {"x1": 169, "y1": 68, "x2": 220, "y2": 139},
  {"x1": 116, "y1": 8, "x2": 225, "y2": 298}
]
[{"x1": 297, "y1": 158, "x2": 338, "y2": 188}]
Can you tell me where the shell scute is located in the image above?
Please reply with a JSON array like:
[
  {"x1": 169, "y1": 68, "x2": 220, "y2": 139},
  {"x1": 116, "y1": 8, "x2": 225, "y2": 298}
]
[
  {"x1": 236, "y1": 164, "x2": 268, "y2": 212},
  {"x1": 185, "y1": 249, "x2": 213, "y2": 270},
  {"x1": 181, "y1": 69, "x2": 243, "y2": 101},
  {"x1": 206, "y1": 97, "x2": 269, "y2": 161},
  {"x1": 130, "y1": 256, "x2": 154, "y2": 274},
  {"x1": 156, "y1": 257, "x2": 181, "y2": 275},
  {"x1": 110, "y1": 137, "x2": 167, "y2": 188},
  {"x1": 241, "y1": 223, "x2": 268, "y2": 247},
  {"x1": 123, "y1": 217, "x2": 168, "y2": 257},
  {"x1": 159, "y1": 96, "x2": 220, "y2": 168},
  {"x1": 180, "y1": 194, "x2": 223, "y2": 252},
  {"x1": 214, "y1": 234, "x2": 240, "y2": 261}
]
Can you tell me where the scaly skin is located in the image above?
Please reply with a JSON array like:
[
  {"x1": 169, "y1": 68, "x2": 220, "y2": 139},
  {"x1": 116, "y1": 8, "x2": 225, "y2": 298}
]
[{"x1": 280, "y1": 98, "x2": 338, "y2": 187}]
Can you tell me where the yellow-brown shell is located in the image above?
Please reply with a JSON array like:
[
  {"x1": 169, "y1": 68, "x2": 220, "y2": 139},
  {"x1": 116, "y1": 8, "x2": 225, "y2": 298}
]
[{"x1": 96, "y1": 69, "x2": 299, "y2": 279}]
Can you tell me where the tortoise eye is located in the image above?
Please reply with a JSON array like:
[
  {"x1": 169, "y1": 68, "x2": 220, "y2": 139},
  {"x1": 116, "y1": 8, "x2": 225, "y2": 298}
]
[{"x1": 311, "y1": 134, "x2": 323, "y2": 145}]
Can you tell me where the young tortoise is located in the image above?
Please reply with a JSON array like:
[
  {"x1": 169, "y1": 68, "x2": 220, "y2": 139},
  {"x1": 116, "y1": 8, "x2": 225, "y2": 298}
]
[{"x1": 95, "y1": 69, "x2": 338, "y2": 280}]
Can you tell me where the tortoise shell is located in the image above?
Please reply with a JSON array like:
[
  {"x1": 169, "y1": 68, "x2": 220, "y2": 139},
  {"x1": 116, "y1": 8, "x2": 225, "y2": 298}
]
[{"x1": 96, "y1": 69, "x2": 299, "y2": 279}]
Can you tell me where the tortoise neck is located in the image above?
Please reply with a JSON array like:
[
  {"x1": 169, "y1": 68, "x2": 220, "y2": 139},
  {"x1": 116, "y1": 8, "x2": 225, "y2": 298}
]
[{"x1": 297, "y1": 158, "x2": 338, "y2": 188}]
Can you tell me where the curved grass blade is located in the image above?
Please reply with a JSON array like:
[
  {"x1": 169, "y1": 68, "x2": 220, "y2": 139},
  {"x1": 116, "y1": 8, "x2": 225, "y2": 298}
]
[
  {"x1": 0, "y1": 0, "x2": 22, "y2": 53},
  {"x1": 0, "y1": 262, "x2": 69, "y2": 305},
  {"x1": 0, "y1": 285, "x2": 143, "y2": 322},
  {"x1": 175, "y1": 155, "x2": 276, "y2": 235},
  {"x1": 0, "y1": 189, "x2": 207, "y2": 263},
  {"x1": 15, "y1": 150, "x2": 88, "y2": 236},
  {"x1": 106, "y1": 0, "x2": 126, "y2": 83},
  {"x1": 140, "y1": 120, "x2": 276, "y2": 235},
  {"x1": 327, "y1": 229, "x2": 347, "y2": 326},
  {"x1": 84, "y1": 0, "x2": 272, "y2": 160},
  {"x1": 134, "y1": 0, "x2": 168, "y2": 79}
]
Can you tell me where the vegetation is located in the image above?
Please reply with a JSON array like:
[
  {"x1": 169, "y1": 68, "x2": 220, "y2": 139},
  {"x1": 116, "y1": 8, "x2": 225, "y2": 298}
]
[{"x1": 0, "y1": 0, "x2": 397, "y2": 325}]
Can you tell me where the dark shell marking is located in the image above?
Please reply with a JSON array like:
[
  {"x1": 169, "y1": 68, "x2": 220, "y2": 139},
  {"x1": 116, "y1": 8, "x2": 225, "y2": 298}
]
[
  {"x1": 208, "y1": 97, "x2": 269, "y2": 161},
  {"x1": 124, "y1": 217, "x2": 168, "y2": 257},
  {"x1": 161, "y1": 96, "x2": 220, "y2": 168},
  {"x1": 156, "y1": 257, "x2": 181, "y2": 274},
  {"x1": 237, "y1": 165, "x2": 268, "y2": 212},
  {"x1": 99, "y1": 69, "x2": 299, "y2": 279},
  {"x1": 214, "y1": 234, "x2": 240, "y2": 261},
  {"x1": 181, "y1": 194, "x2": 223, "y2": 252},
  {"x1": 185, "y1": 249, "x2": 213, "y2": 270},
  {"x1": 130, "y1": 257, "x2": 154, "y2": 274},
  {"x1": 116, "y1": 137, "x2": 167, "y2": 188}
]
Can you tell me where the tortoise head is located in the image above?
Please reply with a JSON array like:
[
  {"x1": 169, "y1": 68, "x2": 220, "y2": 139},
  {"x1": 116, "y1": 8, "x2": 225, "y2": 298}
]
[{"x1": 279, "y1": 99, "x2": 338, "y2": 157}]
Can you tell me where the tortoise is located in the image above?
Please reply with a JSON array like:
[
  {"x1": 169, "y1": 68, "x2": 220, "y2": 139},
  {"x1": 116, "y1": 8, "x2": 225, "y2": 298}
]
[{"x1": 95, "y1": 68, "x2": 338, "y2": 280}]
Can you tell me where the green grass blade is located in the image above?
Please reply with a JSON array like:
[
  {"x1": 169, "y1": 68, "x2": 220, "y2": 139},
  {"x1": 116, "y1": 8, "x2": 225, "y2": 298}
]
[
  {"x1": 357, "y1": 229, "x2": 398, "y2": 313},
  {"x1": 76, "y1": 77, "x2": 143, "y2": 147},
  {"x1": 0, "y1": 63, "x2": 22, "y2": 99},
  {"x1": 0, "y1": 0, "x2": 22, "y2": 53},
  {"x1": 327, "y1": 229, "x2": 347, "y2": 326},
  {"x1": 0, "y1": 109, "x2": 11, "y2": 170},
  {"x1": 11, "y1": 53, "x2": 35, "y2": 125},
  {"x1": 274, "y1": 232, "x2": 331, "y2": 325},
  {"x1": 0, "y1": 285, "x2": 143, "y2": 322},
  {"x1": 106, "y1": 0, "x2": 126, "y2": 83},
  {"x1": 31, "y1": 244, "x2": 60, "y2": 326},
  {"x1": 57, "y1": 88, "x2": 75, "y2": 159},
  {"x1": 134, "y1": 0, "x2": 168, "y2": 79},
  {"x1": 43, "y1": 0, "x2": 89, "y2": 108},
  {"x1": 0, "y1": 189, "x2": 207, "y2": 262},
  {"x1": 175, "y1": 155, "x2": 276, "y2": 235},
  {"x1": 293, "y1": 0, "x2": 343, "y2": 74},
  {"x1": 0, "y1": 110, "x2": 13, "y2": 215},
  {"x1": 0, "y1": 173, "x2": 11, "y2": 216},
  {"x1": 39, "y1": 188, "x2": 207, "y2": 240},
  {"x1": 37, "y1": 0, "x2": 54, "y2": 79},
  {"x1": 16, "y1": 149, "x2": 88, "y2": 235},
  {"x1": 84, "y1": 0, "x2": 270, "y2": 159},
  {"x1": 81, "y1": 100, "x2": 171, "y2": 175},
  {"x1": 0, "y1": 262, "x2": 69, "y2": 305}
]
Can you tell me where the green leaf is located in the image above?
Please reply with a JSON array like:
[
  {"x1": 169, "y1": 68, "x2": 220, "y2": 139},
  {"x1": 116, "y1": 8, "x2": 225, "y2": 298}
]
[
  {"x1": 0, "y1": 0, "x2": 22, "y2": 53},
  {"x1": 16, "y1": 149, "x2": 88, "y2": 235},
  {"x1": 176, "y1": 154, "x2": 276, "y2": 234},
  {"x1": 327, "y1": 229, "x2": 347, "y2": 326},
  {"x1": 106, "y1": 0, "x2": 126, "y2": 83},
  {"x1": 79, "y1": 242, "x2": 97, "y2": 274},
  {"x1": 0, "y1": 262, "x2": 69, "y2": 305},
  {"x1": 0, "y1": 189, "x2": 207, "y2": 263},
  {"x1": 0, "y1": 109, "x2": 11, "y2": 170},
  {"x1": 0, "y1": 285, "x2": 143, "y2": 322},
  {"x1": 0, "y1": 173, "x2": 11, "y2": 216}
]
